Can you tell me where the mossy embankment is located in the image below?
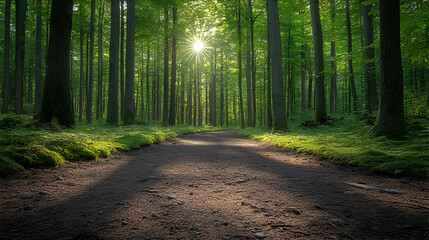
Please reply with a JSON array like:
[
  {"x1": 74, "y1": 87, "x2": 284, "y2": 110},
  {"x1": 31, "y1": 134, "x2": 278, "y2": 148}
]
[
  {"x1": 240, "y1": 113, "x2": 429, "y2": 178},
  {"x1": 0, "y1": 115, "x2": 219, "y2": 176}
]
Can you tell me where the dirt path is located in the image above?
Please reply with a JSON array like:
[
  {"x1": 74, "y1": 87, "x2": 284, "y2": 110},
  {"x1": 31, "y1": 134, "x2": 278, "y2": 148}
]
[{"x1": 0, "y1": 130, "x2": 428, "y2": 240}]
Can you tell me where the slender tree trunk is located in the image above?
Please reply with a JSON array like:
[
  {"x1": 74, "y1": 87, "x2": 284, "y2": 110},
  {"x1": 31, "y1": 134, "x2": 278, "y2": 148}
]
[
  {"x1": 86, "y1": 0, "x2": 95, "y2": 123},
  {"x1": 225, "y1": 61, "x2": 229, "y2": 125},
  {"x1": 2, "y1": 0, "x2": 11, "y2": 113},
  {"x1": 123, "y1": 0, "x2": 135, "y2": 124},
  {"x1": 301, "y1": 46, "x2": 306, "y2": 111},
  {"x1": 169, "y1": 7, "x2": 177, "y2": 125},
  {"x1": 120, "y1": 0, "x2": 125, "y2": 120},
  {"x1": 310, "y1": 0, "x2": 327, "y2": 123},
  {"x1": 156, "y1": 45, "x2": 161, "y2": 121},
  {"x1": 180, "y1": 71, "x2": 185, "y2": 124},
  {"x1": 193, "y1": 59, "x2": 197, "y2": 126},
  {"x1": 220, "y1": 49, "x2": 224, "y2": 126},
  {"x1": 27, "y1": 34, "x2": 34, "y2": 104},
  {"x1": 330, "y1": 0, "x2": 337, "y2": 113},
  {"x1": 162, "y1": 8, "x2": 169, "y2": 126},
  {"x1": 39, "y1": 0, "x2": 74, "y2": 126},
  {"x1": 106, "y1": 0, "x2": 119, "y2": 125},
  {"x1": 79, "y1": 28, "x2": 84, "y2": 121},
  {"x1": 85, "y1": 33, "x2": 89, "y2": 118},
  {"x1": 237, "y1": 0, "x2": 245, "y2": 129},
  {"x1": 266, "y1": 11, "x2": 272, "y2": 128},
  {"x1": 267, "y1": 0, "x2": 287, "y2": 130},
  {"x1": 34, "y1": 0, "x2": 42, "y2": 114},
  {"x1": 146, "y1": 47, "x2": 150, "y2": 121},
  {"x1": 15, "y1": 0, "x2": 27, "y2": 114},
  {"x1": 307, "y1": 50, "x2": 313, "y2": 110},
  {"x1": 362, "y1": 0, "x2": 378, "y2": 112},
  {"x1": 96, "y1": 2, "x2": 104, "y2": 119},
  {"x1": 372, "y1": 0, "x2": 405, "y2": 137},
  {"x1": 249, "y1": 0, "x2": 256, "y2": 127},
  {"x1": 246, "y1": 27, "x2": 253, "y2": 127},
  {"x1": 346, "y1": 0, "x2": 358, "y2": 112},
  {"x1": 211, "y1": 47, "x2": 217, "y2": 126},
  {"x1": 188, "y1": 67, "x2": 193, "y2": 125}
]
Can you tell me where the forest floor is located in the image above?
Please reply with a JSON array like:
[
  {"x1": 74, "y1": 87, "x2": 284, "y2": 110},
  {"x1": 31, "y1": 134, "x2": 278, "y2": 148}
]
[{"x1": 0, "y1": 130, "x2": 428, "y2": 240}]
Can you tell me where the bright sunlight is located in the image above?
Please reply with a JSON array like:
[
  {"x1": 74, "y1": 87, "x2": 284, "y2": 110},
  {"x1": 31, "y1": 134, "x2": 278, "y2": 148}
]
[{"x1": 193, "y1": 40, "x2": 204, "y2": 52}]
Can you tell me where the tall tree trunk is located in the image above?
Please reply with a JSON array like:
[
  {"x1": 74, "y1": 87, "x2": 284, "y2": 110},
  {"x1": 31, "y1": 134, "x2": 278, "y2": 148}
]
[
  {"x1": 211, "y1": 47, "x2": 217, "y2": 126},
  {"x1": 2, "y1": 0, "x2": 11, "y2": 113},
  {"x1": 188, "y1": 67, "x2": 193, "y2": 125},
  {"x1": 372, "y1": 0, "x2": 405, "y2": 137},
  {"x1": 34, "y1": 0, "x2": 42, "y2": 114},
  {"x1": 301, "y1": 46, "x2": 306, "y2": 111},
  {"x1": 362, "y1": 0, "x2": 378, "y2": 112},
  {"x1": 15, "y1": 0, "x2": 27, "y2": 114},
  {"x1": 346, "y1": 0, "x2": 358, "y2": 112},
  {"x1": 162, "y1": 8, "x2": 169, "y2": 126},
  {"x1": 123, "y1": 0, "x2": 135, "y2": 124},
  {"x1": 79, "y1": 28, "x2": 84, "y2": 121},
  {"x1": 193, "y1": 61, "x2": 197, "y2": 126},
  {"x1": 267, "y1": 0, "x2": 287, "y2": 130},
  {"x1": 106, "y1": 0, "x2": 119, "y2": 125},
  {"x1": 237, "y1": 0, "x2": 245, "y2": 129},
  {"x1": 27, "y1": 33, "x2": 34, "y2": 104},
  {"x1": 250, "y1": 1, "x2": 256, "y2": 127},
  {"x1": 180, "y1": 71, "x2": 185, "y2": 124},
  {"x1": 307, "y1": 50, "x2": 313, "y2": 110},
  {"x1": 120, "y1": 0, "x2": 125, "y2": 120},
  {"x1": 246, "y1": 27, "x2": 253, "y2": 127},
  {"x1": 85, "y1": 33, "x2": 89, "y2": 118},
  {"x1": 225, "y1": 61, "x2": 229, "y2": 125},
  {"x1": 146, "y1": 47, "x2": 150, "y2": 121},
  {"x1": 86, "y1": 0, "x2": 95, "y2": 123},
  {"x1": 310, "y1": 0, "x2": 327, "y2": 123},
  {"x1": 97, "y1": 2, "x2": 104, "y2": 119},
  {"x1": 39, "y1": 0, "x2": 74, "y2": 126},
  {"x1": 266, "y1": 9, "x2": 272, "y2": 128},
  {"x1": 330, "y1": 0, "x2": 337, "y2": 113},
  {"x1": 220, "y1": 49, "x2": 224, "y2": 126},
  {"x1": 169, "y1": 7, "x2": 177, "y2": 125}
]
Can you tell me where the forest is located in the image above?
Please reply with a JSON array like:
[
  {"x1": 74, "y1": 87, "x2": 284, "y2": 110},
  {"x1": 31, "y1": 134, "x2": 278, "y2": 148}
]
[
  {"x1": 0, "y1": 0, "x2": 428, "y2": 239},
  {"x1": 0, "y1": 0, "x2": 428, "y2": 176}
]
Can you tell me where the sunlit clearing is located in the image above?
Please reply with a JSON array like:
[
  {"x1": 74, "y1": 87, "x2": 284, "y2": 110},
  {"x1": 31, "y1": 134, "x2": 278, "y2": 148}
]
[{"x1": 193, "y1": 40, "x2": 204, "y2": 52}]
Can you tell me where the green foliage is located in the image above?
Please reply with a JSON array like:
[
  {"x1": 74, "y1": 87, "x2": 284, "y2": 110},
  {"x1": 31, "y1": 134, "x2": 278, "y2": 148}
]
[
  {"x1": 0, "y1": 120, "x2": 219, "y2": 175},
  {"x1": 240, "y1": 113, "x2": 429, "y2": 178}
]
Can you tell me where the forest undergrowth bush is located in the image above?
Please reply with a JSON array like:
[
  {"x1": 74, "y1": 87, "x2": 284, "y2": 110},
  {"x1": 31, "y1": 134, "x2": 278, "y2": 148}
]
[
  {"x1": 241, "y1": 111, "x2": 429, "y2": 178},
  {"x1": 0, "y1": 114, "x2": 219, "y2": 176}
]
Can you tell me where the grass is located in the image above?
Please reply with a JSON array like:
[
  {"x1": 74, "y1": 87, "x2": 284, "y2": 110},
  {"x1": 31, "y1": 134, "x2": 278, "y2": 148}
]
[
  {"x1": 0, "y1": 114, "x2": 220, "y2": 176},
  {"x1": 240, "y1": 112, "x2": 429, "y2": 178}
]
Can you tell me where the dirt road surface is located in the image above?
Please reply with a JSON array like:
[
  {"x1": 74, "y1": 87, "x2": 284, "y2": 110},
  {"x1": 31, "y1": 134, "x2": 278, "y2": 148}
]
[{"x1": 1, "y1": 131, "x2": 428, "y2": 239}]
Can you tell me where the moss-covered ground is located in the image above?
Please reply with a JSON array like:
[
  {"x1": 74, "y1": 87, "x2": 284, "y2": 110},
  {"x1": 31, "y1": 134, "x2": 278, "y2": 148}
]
[
  {"x1": 0, "y1": 114, "x2": 220, "y2": 176},
  {"x1": 240, "y1": 112, "x2": 429, "y2": 178}
]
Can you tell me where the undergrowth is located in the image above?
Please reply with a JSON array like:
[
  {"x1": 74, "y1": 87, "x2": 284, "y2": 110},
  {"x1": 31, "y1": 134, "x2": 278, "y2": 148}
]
[
  {"x1": 0, "y1": 114, "x2": 219, "y2": 176},
  {"x1": 241, "y1": 111, "x2": 429, "y2": 178}
]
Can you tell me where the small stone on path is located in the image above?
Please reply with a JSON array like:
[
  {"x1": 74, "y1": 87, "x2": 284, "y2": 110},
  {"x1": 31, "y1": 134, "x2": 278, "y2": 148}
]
[
  {"x1": 236, "y1": 179, "x2": 246, "y2": 183},
  {"x1": 39, "y1": 191, "x2": 50, "y2": 195},
  {"x1": 167, "y1": 195, "x2": 176, "y2": 199},
  {"x1": 255, "y1": 232, "x2": 266, "y2": 239},
  {"x1": 223, "y1": 236, "x2": 231, "y2": 240},
  {"x1": 343, "y1": 191, "x2": 356, "y2": 195},
  {"x1": 178, "y1": 201, "x2": 185, "y2": 205},
  {"x1": 287, "y1": 207, "x2": 302, "y2": 215},
  {"x1": 121, "y1": 220, "x2": 128, "y2": 225},
  {"x1": 147, "y1": 189, "x2": 157, "y2": 193},
  {"x1": 382, "y1": 189, "x2": 404, "y2": 194},
  {"x1": 56, "y1": 177, "x2": 64, "y2": 181}
]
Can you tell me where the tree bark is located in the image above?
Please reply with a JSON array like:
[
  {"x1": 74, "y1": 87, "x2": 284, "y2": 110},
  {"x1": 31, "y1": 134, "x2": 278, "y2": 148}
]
[
  {"x1": 107, "y1": 0, "x2": 119, "y2": 125},
  {"x1": 220, "y1": 48, "x2": 224, "y2": 126},
  {"x1": 162, "y1": 8, "x2": 169, "y2": 126},
  {"x1": 301, "y1": 46, "x2": 306, "y2": 111},
  {"x1": 267, "y1": 0, "x2": 287, "y2": 130},
  {"x1": 2, "y1": 0, "x2": 11, "y2": 113},
  {"x1": 310, "y1": 0, "x2": 327, "y2": 123},
  {"x1": 346, "y1": 0, "x2": 358, "y2": 112},
  {"x1": 249, "y1": 0, "x2": 256, "y2": 127},
  {"x1": 96, "y1": 2, "x2": 104, "y2": 119},
  {"x1": 237, "y1": 0, "x2": 245, "y2": 129},
  {"x1": 79, "y1": 28, "x2": 84, "y2": 121},
  {"x1": 169, "y1": 7, "x2": 177, "y2": 125},
  {"x1": 266, "y1": 6, "x2": 272, "y2": 128},
  {"x1": 362, "y1": 0, "x2": 378, "y2": 112},
  {"x1": 120, "y1": 0, "x2": 125, "y2": 121},
  {"x1": 86, "y1": 0, "x2": 95, "y2": 123},
  {"x1": 146, "y1": 47, "x2": 150, "y2": 121},
  {"x1": 15, "y1": 0, "x2": 27, "y2": 114},
  {"x1": 329, "y1": 0, "x2": 337, "y2": 113},
  {"x1": 372, "y1": 0, "x2": 405, "y2": 138},
  {"x1": 39, "y1": 0, "x2": 74, "y2": 126},
  {"x1": 123, "y1": 0, "x2": 136, "y2": 124},
  {"x1": 246, "y1": 26, "x2": 253, "y2": 127}
]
